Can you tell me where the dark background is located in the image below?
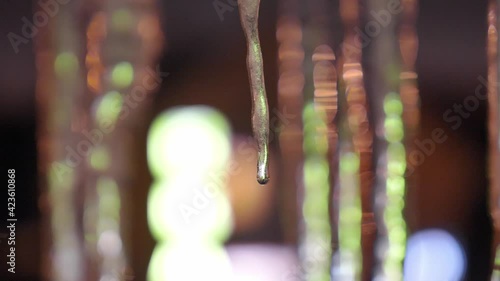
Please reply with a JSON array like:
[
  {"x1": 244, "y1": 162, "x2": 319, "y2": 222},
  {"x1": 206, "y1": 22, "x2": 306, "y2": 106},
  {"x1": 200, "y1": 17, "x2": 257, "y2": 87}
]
[{"x1": 0, "y1": 0, "x2": 493, "y2": 280}]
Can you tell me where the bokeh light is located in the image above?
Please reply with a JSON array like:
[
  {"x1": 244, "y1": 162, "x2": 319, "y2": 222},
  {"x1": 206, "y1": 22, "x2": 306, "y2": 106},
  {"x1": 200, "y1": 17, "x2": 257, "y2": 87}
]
[
  {"x1": 147, "y1": 106, "x2": 234, "y2": 281},
  {"x1": 404, "y1": 229, "x2": 466, "y2": 281}
]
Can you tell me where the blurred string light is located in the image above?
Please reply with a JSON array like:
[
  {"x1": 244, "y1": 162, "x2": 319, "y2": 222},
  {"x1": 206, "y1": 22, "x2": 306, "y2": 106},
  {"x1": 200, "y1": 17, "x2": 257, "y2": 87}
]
[
  {"x1": 488, "y1": 1, "x2": 500, "y2": 280},
  {"x1": 367, "y1": 0, "x2": 407, "y2": 280},
  {"x1": 83, "y1": 13, "x2": 108, "y2": 280},
  {"x1": 83, "y1": 0, "x2": 164, "y2": 279},
  {"x1": 147, "y1": 106, "x2": 233, "y2": 281},
  {"x1": 276, "y1": 0, "x2": 304, "y2": 244},
  {"x1": 86, "y1": 4, "x2": 134, "y2": 280},
  {"x1": 399, "y1": 0, "x2": 421, "y2": 234},
  {"x1": 334, "y1": 59, "x2": 364, "y2": 281},
  {"x1": 312, "y1": 45, "x2": 340, "y2": 280},
  {"x1": 381, "y1": 93, "x2": 407, "y2": 280},
  {"x1": 334, "y1": 147, "x2": 361, "y2": 281},
  {"x1": 297, "y1": 1, "x2": 341, "y2": 280},
  {"x1": 399, "y1": 0, "x2": 421, "y2": 134},
  {"x1": 85, "y1": 11, "x2": 106, "y2": 95},
  {"x1": 302, "y1": 103, "x2": 332, "y2": 281},
  {"x1": 404, "y1": 230, "x2": 465, "y2": 281},
  {"x1": 43, "y1": 2, "x2": 85, "y2": 280},
  {"x1": 332, "y1": 0, "x2": 375, "y2": 279},
  {"x1": 300, "y1": 5, "x2": 338, "y2": 276}
]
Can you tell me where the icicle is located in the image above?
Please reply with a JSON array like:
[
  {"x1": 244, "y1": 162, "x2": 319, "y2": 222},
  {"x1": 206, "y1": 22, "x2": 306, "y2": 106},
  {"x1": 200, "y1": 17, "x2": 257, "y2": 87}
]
[{"x1": 238, "y1": 0, "x2": 270, "y2": 184}]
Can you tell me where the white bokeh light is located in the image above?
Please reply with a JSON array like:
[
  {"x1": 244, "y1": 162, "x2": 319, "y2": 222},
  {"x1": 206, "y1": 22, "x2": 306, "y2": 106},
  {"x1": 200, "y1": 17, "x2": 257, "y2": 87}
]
[{"x1": 404, "y1": 229, "x2": 466, "y2": 281}]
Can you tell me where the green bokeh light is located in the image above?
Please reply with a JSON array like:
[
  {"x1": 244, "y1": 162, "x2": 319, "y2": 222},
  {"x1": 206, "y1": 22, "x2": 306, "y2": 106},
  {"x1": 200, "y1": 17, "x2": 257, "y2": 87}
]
[
  {"x1": 382, "y1": 90, "x2": 407, "y2": 280},
  {"x1": 54, "y1": 52, "x2": 79, "y2": 77},
  {"x1": 96, "y1": 91, "x2": 123, "y2": 128},
  {"x1": 338, "y1": 150, "x2": 362, "y2": 279},
  {"x1": 384, "y1": 92, "x2": 403, "y2": 116},
  {"x1": 385, "y1": 117, "x2": 404, "y2": 142},
  {"x1": 111, "y1": 9, "x2": 134, "y2": 32},
  {"x1": 147, "y1": 106, "x2": 231, "y2": 179},
  {"x1": 302, "y1": 100, "x2": 332, "y2": 281},
  {"x1": 146, "y1": 106, "x2": 233, "y2": 281},
  {"x1": 111, "y1": 62, "x2": 134, "y2": 88},
  {"x1": 90, "y1": 146, "x2": 110, "y2": 171},
  {"x1": 96, "y1": 177, "x2": 121, "y2": 233}
]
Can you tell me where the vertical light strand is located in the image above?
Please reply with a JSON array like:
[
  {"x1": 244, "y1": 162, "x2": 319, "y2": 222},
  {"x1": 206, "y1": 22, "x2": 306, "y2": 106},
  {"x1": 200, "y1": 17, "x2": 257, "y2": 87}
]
[
  {"x1": 302, "y1": 102, "x2": 333, "y2": 281},
  {"x1": 334, "y1": 0, "x2": 374, "y2": 278},
  {"x1": 41, "y1": 1, "x2": 85, "y2": 280},
  {"x1": 334, "y1": 81, "x2": 364, "y2": 279},
  {"x1": 399, "y1": 0, "x2": 421, "y2": 233},
  {"x1": 276, "y1": 0, "x2": 303, "y2": 246},
  {"x1": 399, "y1": 0, "x2": 420, "y2": 138},
  {"x1": 312, "y1": 45, "x2": 339, "y2": 279},
  {"x1": 87, "y1": 4, "x2": 133, "y2": 278},
  {"x1": 84, "y1": 0, "x2": 164, "y2": 279},
  {"x1": 82, "y1": 11, "x2": 107, "y2": 280},
  {"x1": 367, "y1": 0, "x2": 406, "y2": 280},
  {"x1": 488, "y1": 0, "x2": 500, "y2": 279},
  {"x1": 299, "y1": 1, "x2": 338, "y2": 280}
]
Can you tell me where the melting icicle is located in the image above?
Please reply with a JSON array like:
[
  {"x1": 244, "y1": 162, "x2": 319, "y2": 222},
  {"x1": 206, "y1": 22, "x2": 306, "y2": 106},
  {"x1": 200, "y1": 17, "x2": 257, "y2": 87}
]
[{"x1": 238, "y1": 0, "x2": 270, "y2": 184}]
